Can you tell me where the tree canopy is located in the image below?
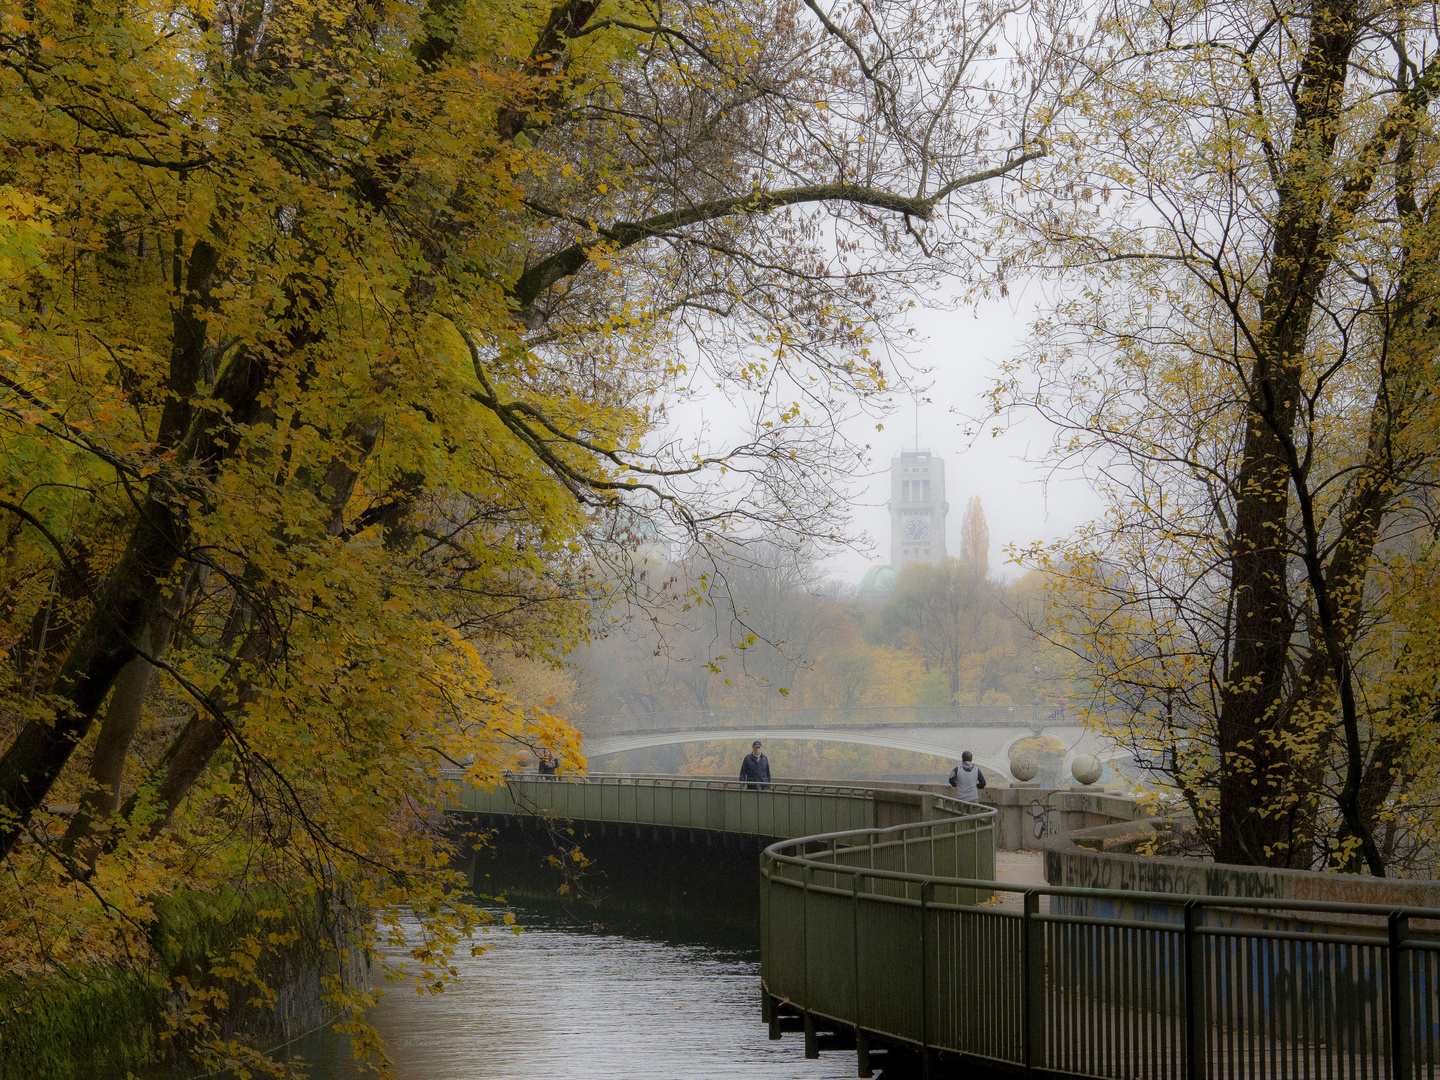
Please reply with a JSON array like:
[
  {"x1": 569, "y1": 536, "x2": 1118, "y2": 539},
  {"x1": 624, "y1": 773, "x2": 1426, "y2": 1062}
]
[
  {"x1": 0, "y1": 0, "x2": 1073, "y2": 1067},
  {"x1": 1003, "y1": 0, "x2": 1440, "y2": 876}
]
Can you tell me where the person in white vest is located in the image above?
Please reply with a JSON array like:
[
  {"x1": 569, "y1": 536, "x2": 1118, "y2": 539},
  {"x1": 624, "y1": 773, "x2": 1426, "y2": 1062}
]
[{"x1": 948, "y1": 751, "x2": 986, "y2": 803}]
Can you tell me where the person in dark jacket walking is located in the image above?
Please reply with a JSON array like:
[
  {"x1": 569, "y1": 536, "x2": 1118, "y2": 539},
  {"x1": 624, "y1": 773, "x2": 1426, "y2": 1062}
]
[{"x1": 739, "y1": 741, "x2": 771, "y2": 789}]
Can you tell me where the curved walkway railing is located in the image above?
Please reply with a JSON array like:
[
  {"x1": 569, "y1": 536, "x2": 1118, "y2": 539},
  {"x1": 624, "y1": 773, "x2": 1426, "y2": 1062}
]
[
  {"x1": 452, "y1": 773, "x2": 998, "y2": 845},
  {"x1": 762, "y1": 821, "x2": 1440, "y2": 1079}
]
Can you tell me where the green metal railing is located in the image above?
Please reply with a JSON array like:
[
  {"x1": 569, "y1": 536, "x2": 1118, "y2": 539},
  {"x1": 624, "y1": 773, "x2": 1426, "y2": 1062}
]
[
  {"x1": 451, "y1": 773, "x2": 990, "y2": 841},
  {"x1": 762, "y1": 822, "x2": 1440, "y2": 1079}
]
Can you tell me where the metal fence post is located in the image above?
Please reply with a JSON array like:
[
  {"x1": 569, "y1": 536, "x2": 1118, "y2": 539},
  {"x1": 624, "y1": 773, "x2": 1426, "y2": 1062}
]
[
  {"x1": 969, "y1": 813, "x2": 979, "y2": 902},
  {"x1": 766, "y1": 859, "x2": 780, "y2": 1042},
  {"x1": 802, "y1": 862, "x2": 812, "y2": 1054},
  {"x1": 1022, "y1": 890, "x2": 1046, "y2": 1075},
  {"x1": 1390, "y1": 911, "x2": 1412, "y2": 1080},
  {"x1": 1184, "y1": 900, "x2": 1206, "y2": 1080},
  {"x1": 920, "y1": 879, "x2": 933, "y2": 1080},
  {"x1": 852, "y1": 873, "x2": 865, "y2": 1064}
]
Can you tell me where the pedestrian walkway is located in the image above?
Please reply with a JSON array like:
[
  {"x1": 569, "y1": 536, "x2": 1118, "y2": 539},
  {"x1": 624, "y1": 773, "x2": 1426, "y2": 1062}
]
[
  {"x1": 762, "y1": 821, "x2": 1440, "y2": 1080},
  {"x1": 990, "y1": 849, "x2": 1045, "y2": 909}
]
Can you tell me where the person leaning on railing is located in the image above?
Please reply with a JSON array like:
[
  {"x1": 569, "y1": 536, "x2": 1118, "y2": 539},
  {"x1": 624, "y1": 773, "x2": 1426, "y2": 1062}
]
[{"x1": 739, "y1": 741, "x2": 771, "y2": 790}]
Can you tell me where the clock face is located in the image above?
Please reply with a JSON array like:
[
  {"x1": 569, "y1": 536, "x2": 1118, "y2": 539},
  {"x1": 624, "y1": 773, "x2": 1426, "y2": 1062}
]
[{"x1": 904, "y1": 517, "x2": 930, "y2": 542}]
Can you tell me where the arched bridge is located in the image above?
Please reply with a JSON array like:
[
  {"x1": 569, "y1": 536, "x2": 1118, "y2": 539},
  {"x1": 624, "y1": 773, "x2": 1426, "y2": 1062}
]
[{"x1": 579, "y1": 706, "x2": 1131, "y2": 779}]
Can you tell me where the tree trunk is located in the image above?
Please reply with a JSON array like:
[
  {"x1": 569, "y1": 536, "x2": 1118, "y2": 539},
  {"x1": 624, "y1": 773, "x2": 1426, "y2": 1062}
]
[
  {"x1": 1216, "y1": 0, "x2": 1359, "y2": 867},
  {"x1": 11, "y1": 553, "x2": 93, "y2": 699},
  {"x1": 0, "y1": 343, "x2": 268, "y2": 860},
  {"x1": 61, "y1": 564, "x2": 207, "y2": 864},
  {"x1": 102, "y1": 420, "x2": 384, "y2": 852},
  {"x1": 124, "y1": 633, "x2": 269, "y2": 839}
]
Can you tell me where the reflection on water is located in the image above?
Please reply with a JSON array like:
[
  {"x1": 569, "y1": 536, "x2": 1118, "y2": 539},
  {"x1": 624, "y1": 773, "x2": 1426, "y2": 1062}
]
[{"x1": 289, "y1": 902, "x2": 851, "y2": 1079}]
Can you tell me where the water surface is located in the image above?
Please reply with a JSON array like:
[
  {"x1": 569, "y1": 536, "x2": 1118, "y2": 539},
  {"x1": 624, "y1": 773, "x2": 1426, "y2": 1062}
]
[{"x1": 292, "y1": 903, "x2": 852, "y2": 1080}]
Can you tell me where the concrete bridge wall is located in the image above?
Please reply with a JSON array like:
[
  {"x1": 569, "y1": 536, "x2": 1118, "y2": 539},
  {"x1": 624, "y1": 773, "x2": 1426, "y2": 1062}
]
[
  {"x1": 981, "y1": 784, "x2": 1145, "y2": 851},
  {"x1": 1046, "y1": 815, "x2": 1440, "y2": 914}
]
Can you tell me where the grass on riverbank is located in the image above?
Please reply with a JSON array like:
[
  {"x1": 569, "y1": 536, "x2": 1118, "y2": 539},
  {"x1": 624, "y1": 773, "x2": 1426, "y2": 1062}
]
[{"x1": 0, "y1": 885, "x2": 333, "y2": 1080}]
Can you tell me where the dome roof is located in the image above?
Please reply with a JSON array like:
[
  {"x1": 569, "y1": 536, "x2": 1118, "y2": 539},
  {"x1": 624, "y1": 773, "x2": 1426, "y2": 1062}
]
[{"x1": 858, "y1": 563, "x2": 898, "y2": 596}]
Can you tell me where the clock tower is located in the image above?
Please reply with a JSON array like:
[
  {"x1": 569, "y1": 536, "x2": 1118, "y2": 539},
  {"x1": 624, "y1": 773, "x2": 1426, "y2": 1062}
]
[{"x1": 889, "y1": 450, "x2": 948, "y2": 568}]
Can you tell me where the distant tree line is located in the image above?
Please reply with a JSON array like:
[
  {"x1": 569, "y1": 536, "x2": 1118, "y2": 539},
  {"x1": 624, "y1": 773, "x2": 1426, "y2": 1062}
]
[{"x1": 567, "y1": 501, "x2": 1069, "y2": 722}]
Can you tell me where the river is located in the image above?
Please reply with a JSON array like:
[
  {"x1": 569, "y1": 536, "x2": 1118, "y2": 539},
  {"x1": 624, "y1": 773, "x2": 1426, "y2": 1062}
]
[{"x1": 286, "y1": 901, "x2": 852, "y2": 1079}]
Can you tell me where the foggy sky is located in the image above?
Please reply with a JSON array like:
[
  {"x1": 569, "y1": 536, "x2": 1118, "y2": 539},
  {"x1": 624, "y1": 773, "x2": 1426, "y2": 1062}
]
[{"x1": 823, "y1": 292, "x2": 1104, "y2": 584}]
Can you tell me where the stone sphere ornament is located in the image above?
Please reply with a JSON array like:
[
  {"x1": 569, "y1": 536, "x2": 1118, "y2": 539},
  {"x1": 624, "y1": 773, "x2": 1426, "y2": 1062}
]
[
  {"x1": 1070, "y1": 754, "x2": 1104, "y2": 786},
  {"x1": 1008, "y1": 751, "x2": 1039, "y2": 782}
]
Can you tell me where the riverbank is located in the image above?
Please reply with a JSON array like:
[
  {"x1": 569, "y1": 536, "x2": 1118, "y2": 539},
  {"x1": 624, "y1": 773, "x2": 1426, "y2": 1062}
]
[{"x1": 0, "y1": 886, "x2": 367, "y2": 1080}]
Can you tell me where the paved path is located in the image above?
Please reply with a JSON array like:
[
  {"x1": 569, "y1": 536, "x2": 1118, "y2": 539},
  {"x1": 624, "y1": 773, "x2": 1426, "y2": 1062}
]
[{"x1": 990, "y1": 849, "x2": 1046, "y2": 910}]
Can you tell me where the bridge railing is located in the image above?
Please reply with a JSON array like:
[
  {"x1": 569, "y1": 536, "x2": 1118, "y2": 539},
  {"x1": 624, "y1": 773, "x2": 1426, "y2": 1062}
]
[
  {"x1": 451, "y1": 773, "x2": 990, "y2": 841},
  {"x1": 762, "y1": 823, "x2": 1440, "y2": 1079}
]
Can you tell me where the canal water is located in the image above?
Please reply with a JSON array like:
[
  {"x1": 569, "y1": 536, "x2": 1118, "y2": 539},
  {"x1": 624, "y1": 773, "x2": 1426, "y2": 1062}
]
[{"x1": 287, "y1": 900, "x2": 853, "y2": 1079}]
